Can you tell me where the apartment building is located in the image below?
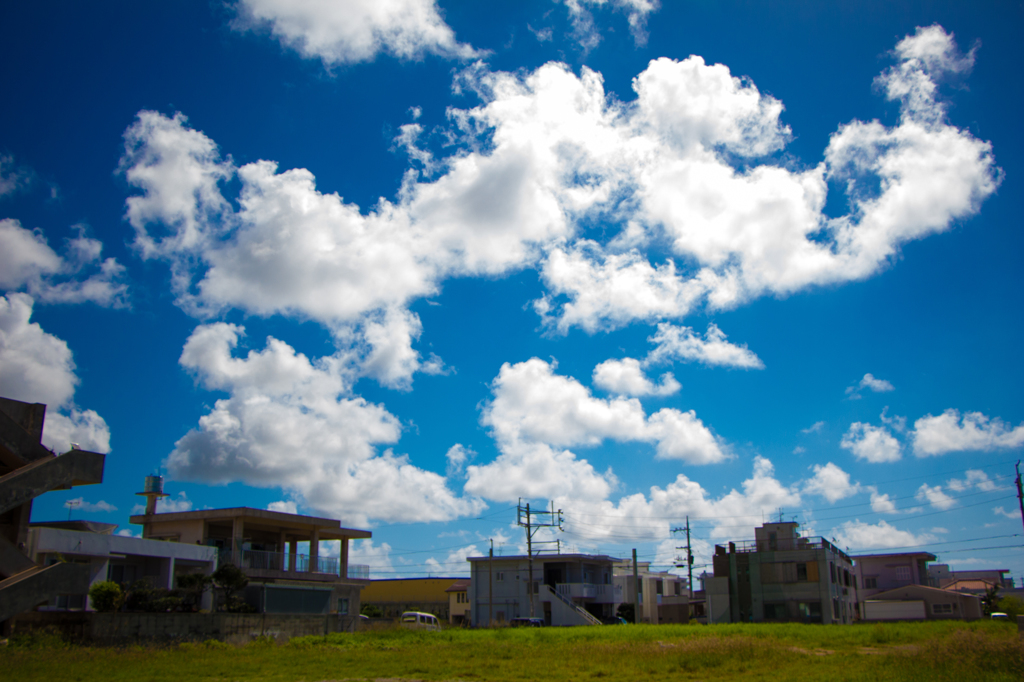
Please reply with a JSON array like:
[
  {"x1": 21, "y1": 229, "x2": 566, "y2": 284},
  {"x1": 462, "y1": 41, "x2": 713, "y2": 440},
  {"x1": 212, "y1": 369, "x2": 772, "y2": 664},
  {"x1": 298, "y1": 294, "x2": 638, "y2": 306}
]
[{"x1": 706, "y1": 522, "x2": 856, "y2": 624}]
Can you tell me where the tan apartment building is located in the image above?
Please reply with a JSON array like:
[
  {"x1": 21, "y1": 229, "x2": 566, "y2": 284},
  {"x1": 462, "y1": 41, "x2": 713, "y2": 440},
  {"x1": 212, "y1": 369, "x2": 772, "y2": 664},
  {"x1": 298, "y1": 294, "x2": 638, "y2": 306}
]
[
  {"x1": 707, "y1": 521, "x2": 856, "y2": 624},
  {"x1": 130, "y1": 506, "x2": 370, "y2": 625}
]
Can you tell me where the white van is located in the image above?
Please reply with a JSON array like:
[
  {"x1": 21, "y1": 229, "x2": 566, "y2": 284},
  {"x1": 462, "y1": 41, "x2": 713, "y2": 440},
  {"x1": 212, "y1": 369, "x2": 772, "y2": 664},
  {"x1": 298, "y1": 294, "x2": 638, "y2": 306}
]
[{"x1": 400, "y1": 611, "x2": 441, "y2": 631}]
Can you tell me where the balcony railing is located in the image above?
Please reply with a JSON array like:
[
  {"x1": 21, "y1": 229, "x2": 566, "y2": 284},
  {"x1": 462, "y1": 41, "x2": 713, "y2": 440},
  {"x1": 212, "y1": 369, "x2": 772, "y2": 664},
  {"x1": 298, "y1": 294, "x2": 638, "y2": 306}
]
[
  {"x1": 556, "y1": 582, "x2": 621, "y2": 603},
  {"x1": 218, "y1": 548, "x2": 343, "y2": 576},
  {"x1": 715, "y1": 537, "x2": 850, "y2": 562},
  {"x1": 347, "y1": 564, "x2": 370, "y2": 580}
]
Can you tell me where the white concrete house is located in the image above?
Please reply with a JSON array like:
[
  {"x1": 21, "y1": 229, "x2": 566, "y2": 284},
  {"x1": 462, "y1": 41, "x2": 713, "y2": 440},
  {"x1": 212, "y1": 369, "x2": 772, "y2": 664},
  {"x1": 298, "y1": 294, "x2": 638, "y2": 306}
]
[{"x1": 26, "y1": 521, "x2": 218, "y2": 611}]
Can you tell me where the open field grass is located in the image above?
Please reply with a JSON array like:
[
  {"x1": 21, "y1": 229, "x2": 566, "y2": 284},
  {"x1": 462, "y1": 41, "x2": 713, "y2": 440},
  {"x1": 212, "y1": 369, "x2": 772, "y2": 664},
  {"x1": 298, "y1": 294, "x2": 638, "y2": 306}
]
[{"x1": 3, "y1": 621, "x2": 1021, "y2": 681}]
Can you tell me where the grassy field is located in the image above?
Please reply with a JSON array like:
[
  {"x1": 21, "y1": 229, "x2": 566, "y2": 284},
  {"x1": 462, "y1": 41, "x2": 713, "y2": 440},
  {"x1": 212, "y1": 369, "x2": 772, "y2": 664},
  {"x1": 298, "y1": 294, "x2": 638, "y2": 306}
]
[{"x1": 3, "y1": 621, "x2": 1021, "y2": 681}]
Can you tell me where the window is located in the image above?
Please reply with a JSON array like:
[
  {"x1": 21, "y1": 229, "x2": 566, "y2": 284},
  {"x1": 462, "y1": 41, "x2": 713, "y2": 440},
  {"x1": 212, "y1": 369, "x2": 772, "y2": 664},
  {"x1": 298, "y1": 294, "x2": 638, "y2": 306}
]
[
  {"x1": 533, "y1": 581, "x2": 539, "y2": 595},
  {"x1": 55, "y1": 594, "x2": 86, "y2": 610},
  {"x1": 895, "y1": 566, "x2": 912, "y2": 582},
  {"x1": 796, "y1": 563, "x2": 808, "y2": 581},
  {"x1": 798, "y1": 602, "x2": 822, "y2": 621},
  {"x1": 933, "y1": 603, "x2": 953, "y2": 614},
  {"x1": 496, "y1": 572, "x2": 504, "y2": 582},
  {"x1": 829, "y1": 562, "x2": 836, "y2": 583},
  {"x1": 338, "y1": 598, "x2": 349, "y2": 615},
  {"x1": 864, "y1": 577, "x2": 877, "y2": 589},
  {"x1": 656, "y1": 580, "x2": 663, "y2": 595}
]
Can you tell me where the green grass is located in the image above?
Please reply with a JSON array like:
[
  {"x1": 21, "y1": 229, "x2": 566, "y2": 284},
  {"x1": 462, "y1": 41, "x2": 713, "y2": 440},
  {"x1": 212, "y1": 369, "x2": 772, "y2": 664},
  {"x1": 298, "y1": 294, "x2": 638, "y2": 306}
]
[{"x1": 3, "y1": 621, "x2": 1021, "y2": 681}]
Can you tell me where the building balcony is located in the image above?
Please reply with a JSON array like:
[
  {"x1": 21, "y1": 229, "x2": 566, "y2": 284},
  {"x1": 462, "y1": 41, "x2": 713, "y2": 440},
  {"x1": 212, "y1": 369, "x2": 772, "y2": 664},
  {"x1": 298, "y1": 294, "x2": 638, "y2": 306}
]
[
  {"x1": 555, "y1": 582, "x2": 622, "y2": 603},
  {"x1": 715, "y1": 537, "x2": 850, "y2": 562},
  {"x1": 218, "y1": 549, "x2": 365, "y2": 582}
]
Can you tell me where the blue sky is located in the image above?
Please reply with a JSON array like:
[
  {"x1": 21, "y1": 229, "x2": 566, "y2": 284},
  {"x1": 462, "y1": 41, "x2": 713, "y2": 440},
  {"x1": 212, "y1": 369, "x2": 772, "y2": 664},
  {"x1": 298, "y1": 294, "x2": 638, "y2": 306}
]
[{"x1": 2, "y1": 0, "x2": 1023, "y2": 583}]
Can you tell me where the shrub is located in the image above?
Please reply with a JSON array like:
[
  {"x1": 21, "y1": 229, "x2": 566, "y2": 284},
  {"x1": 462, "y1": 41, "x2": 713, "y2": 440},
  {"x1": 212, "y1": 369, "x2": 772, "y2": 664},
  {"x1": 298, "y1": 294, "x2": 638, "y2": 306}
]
[
  {"x1": 212, "y1": 563, "x2": 249, "y2": 611},
  {"x1": 176, "y1": 572, "x2": 212, "y2": 612},
  {"x1": 123, "y1": 580, "x2": 184, "y2": 612},
  {"x1": 88, "y1": 581, "x2": 124, "y2": 613},
  {"x1": 995, "y1": 595, "x2": 1023, "y2": 619}
]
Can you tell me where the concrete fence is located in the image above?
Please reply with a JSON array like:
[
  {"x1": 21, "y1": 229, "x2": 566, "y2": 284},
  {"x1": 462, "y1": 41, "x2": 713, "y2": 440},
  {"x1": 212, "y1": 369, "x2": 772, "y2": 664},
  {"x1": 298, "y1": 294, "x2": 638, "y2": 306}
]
[{"x1": 11, "y1": 611, "x2": 360, "y2": 645}]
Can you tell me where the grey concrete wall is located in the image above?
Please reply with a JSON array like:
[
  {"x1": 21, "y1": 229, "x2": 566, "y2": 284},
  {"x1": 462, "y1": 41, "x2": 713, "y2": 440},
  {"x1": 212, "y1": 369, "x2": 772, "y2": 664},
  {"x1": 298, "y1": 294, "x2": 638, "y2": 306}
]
[{"x1": 12, "y1": 611, "x2": 361, "y2": 644}]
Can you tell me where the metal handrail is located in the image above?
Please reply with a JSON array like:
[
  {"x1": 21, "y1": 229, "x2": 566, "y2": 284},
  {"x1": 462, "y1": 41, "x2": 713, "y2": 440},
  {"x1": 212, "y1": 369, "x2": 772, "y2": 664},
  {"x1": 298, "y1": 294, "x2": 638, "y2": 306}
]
[
  {"x1": 545, "y1": 584, "x2": 603, "y2": 625},
  {"x1": 218, "y1": 548, "x2": 342, "y2": 575}
]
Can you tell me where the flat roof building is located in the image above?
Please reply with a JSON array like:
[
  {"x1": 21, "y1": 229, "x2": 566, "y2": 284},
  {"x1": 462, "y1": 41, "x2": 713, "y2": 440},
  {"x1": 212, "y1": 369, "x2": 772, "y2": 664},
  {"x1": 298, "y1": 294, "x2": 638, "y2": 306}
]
[{"x1": 130, "y1": 506, "x2": 371, "y2": 623}]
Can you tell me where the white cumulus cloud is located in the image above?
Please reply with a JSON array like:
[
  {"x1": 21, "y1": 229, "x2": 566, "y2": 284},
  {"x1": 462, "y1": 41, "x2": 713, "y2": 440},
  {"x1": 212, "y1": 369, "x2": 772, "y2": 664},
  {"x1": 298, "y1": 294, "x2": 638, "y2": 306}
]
[
  {"x1": 0, "y1": 293, "x2": 111, "y2": 453},
  {"x1": 803, "y1": 462, "x2": 860, "y2": 503},
  {"x1": 592, "y1": 357, "x2": 679, "y2": 397},
  {"x1": 0, "y1": 219, "x2": 127, "y2": 307},
  {"x1": 911, "y1": 409, "x2": 1024, "y2": 456},
  {"x1": 846, "y1": 372, "x2": 895, "y2": 398},
  {"x1": 267, "y1": 500, "x2": 298, "y2": 514},
  {"x1": 916, "y1": 483, "x2": 956, "y2": 510},
  {"x1": 165, "y1": 323, "x2": 484, "y2": 526},
  {"x1": 480, "y1": 357, "x2": 726, "y2": 461},
  {"x1": 645, "y1": 322, "x2": 764, "y2": 369},
  {"x1": 840, "y1": 421, "x2": 902, "y2": 463},
  {"x1": 121, "y1": 26, "x2": 998, "y2": 367},
  {"x1": 233, "y1": 0, "x2": 482, "y2": 66},
  {"x1": 832, "y1": 519, "x2": 936, "y2": 550},
  {"x1": 64, "y1": 497, "x2": 117, "y2": 513}
]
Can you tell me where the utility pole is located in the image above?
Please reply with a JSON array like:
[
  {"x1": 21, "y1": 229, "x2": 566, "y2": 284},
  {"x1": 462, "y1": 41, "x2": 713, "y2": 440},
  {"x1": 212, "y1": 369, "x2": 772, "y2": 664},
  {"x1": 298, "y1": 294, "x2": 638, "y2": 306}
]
[
  {"x1": 672, "y1": 518, "x2": 695, "y2": 615},
  {"x1": 489, "y1": 539, "x2": 494, "y2": 627},
  {"x1": 517, "y1": 499, "x2": 563, "y2": 618},
  {"x1": 632, "y1": 548, "x2": 640, "y2": 623},
  {"x1": 1015, "y1": 461, "x2": 1024, "y2": 536}
]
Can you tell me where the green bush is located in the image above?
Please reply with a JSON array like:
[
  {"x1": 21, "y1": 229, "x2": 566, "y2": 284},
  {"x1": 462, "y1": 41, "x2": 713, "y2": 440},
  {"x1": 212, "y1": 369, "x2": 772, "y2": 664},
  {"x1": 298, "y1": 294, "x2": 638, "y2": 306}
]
[
  {"x1": 88, "y1": 580, "x2": 123, "y2": 612},
  {"x1": 995, "y1": 595, "x2": 1023, "y2": 619},
  {"x1": 175, "y1": 573, "x2": 212, "y2": 612},
  {"x1": 212, "y1": 563, "x2": 249, "y2": 611}
]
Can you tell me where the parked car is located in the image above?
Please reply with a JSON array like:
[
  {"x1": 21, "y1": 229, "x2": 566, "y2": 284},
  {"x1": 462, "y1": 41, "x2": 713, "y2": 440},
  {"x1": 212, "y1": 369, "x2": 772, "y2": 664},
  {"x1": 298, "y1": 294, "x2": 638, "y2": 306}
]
[
  {"x1": 990, "y1": 612, "x2": 1009, "y2": 621},
  {"x1": 400, "y1": 611, "x2": 441, "y2": 631},
  {"x1": 509, "y1": 617, "x2": 545, "y2": 627}
]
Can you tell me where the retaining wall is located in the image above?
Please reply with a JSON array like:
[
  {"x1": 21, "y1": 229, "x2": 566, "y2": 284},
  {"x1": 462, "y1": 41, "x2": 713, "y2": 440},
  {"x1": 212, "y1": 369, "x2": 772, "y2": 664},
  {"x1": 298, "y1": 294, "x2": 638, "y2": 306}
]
[{"x1": 12, "y1": 611, "x2": 360, "y2": 644}]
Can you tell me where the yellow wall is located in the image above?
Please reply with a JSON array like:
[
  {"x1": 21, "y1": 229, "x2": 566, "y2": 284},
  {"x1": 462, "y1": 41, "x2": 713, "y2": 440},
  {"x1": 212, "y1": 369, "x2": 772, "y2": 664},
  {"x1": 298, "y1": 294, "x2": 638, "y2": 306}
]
[{"x1": 361, "y1": 578, "x2": 459, "y2": 602}]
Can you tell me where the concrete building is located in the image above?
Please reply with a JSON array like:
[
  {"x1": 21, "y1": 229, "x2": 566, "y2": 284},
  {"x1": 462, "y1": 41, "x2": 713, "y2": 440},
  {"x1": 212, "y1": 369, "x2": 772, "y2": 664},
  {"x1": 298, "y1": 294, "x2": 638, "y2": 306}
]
[
  {"x1": 853, "y1": 551, "x2": 936, "y2": 617},
  {"x1": 861, "y1": 584, "x2": 982, "y2": 621},
  {"x1": 707, "y1": 522, "x2": 856, "y2": 624},
  {"x1": 360, "y1": 577, "x2": 463, "y2": 621},
  {"x1": 928, "y1": 564, "x2": 1014, "y2": 589},
  {"x1": 467, "y1": 553, "x2": 622, "y2": 626},
  {"x1": 612, "y1": 560, "x2": 688, "y2": 624},
  {"x1": 446, "y1": 579, "x2": 470, "y2": 625},
  {"x1": 130, "y1": 507, "x2": 370, "y2": 618},
  {"x1": 0, "y1": 397, "x2": 105, "y2": 630},
  {"x1": 26, "y1": 520, "x2": 218, "y2": 611}
]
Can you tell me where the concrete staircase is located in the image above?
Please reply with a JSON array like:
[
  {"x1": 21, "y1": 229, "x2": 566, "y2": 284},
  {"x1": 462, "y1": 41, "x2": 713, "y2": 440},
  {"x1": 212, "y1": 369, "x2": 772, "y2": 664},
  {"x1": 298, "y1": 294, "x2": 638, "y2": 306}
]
[
  {"x1": 543, "y1": 584, "x2": 603, "y2": 626},
  {"x1": 0, "y1": 398, "x2": 105, "y2": 625}
]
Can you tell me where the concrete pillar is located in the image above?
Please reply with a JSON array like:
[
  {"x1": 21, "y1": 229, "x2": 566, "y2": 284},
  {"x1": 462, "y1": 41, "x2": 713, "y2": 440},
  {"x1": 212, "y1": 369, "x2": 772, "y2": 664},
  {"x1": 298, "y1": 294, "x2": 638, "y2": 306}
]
[
  {"x1": 231, "y1": 516, "x2": 244, "y2": 566},
  {"x1": 288, "y1": 537, "x2": 297, "y2": 574},
  {"x1": 340, "y1": 538, "x2": 349, "y2": 579},
  {"x1": 278, "y1": 531, "x2": 288, "y2": 571},
  {"x1": 309, "y1": 528, "x2": 320, "y2": 573}
]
